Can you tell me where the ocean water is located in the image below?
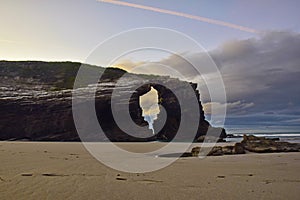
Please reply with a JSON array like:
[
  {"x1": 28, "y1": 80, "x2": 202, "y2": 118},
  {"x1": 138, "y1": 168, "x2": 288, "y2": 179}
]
[{"x1": 224, "y1": 125, "x2": 300, "y2": 143}]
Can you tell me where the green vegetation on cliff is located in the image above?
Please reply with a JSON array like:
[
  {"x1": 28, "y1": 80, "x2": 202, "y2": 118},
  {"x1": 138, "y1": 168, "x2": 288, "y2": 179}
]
[{"x1": 0, "y1": 61, "x2": 130, "y2": 90}]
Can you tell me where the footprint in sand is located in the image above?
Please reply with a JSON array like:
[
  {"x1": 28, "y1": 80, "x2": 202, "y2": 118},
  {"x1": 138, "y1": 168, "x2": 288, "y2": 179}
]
[
  {"x1": 42, "y1": 173, "x2": 69, "y2": 177},
  {"x1": 116, "y1": 177, "x2": 127, "y2": 181},
  {"x1": 231, "y1": 173, "x2": 254, "y2": 177},
  {"x1": 137, "y1": 179, "x2": 163, "y2": 183},
  {"x1": 264, "y1": 180, "x2": 275, "y2": 184},
  {"x1": 21, "y1": 173, "x2": 33, "y2": 177}
]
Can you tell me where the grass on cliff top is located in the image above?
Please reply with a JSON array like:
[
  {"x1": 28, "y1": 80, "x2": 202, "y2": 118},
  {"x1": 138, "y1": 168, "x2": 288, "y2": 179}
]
[{"x1": 0, "y1": 61, "x2": 178, "y2": 91}]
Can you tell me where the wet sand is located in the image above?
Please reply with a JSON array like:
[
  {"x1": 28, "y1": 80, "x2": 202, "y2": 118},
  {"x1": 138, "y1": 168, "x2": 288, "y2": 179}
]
[{"x1": 0, "y1": 142, "x2": 299, "y2": 200}]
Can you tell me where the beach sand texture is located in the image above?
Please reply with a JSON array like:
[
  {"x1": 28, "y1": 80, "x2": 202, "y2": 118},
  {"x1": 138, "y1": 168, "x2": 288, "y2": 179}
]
[{"x1": 0, "y1": 142, "x2": 299, "y2": 200}]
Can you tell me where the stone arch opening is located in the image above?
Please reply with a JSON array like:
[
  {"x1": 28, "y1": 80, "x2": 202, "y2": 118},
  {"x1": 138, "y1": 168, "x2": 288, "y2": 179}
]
[{"x1": 139, "y1": 86, "x2": 160, "y2": 134}]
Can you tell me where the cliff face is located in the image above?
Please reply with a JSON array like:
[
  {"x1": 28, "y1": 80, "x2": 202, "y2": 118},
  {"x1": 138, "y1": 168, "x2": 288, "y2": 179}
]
[{"x1": 0, "y1": 61, "x2": 225, "y2": 141}]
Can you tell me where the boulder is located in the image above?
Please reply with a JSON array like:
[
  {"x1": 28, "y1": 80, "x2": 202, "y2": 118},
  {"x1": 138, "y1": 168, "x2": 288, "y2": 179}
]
[
  {"x1": 221, "y1": 146, "x2": 234, "y2": 155},
  {"x1": 241, "y1": 134, "x2": 300, "y2": 153},
  {"x1": 233, "y1": 143, "x2": 245, "y2": 154},
  {"x1": 207, "y1": 143, "x2": 245, "y2": 156},
  {"x1": 191, "y1": 147, "x2": 200, "y2": 157},
  {"x1": 207, "y1": 146, "x2": 224, "y2": 156},
  {"x1": 188, "y1": 135, "x2": 299, "y2": 157}
]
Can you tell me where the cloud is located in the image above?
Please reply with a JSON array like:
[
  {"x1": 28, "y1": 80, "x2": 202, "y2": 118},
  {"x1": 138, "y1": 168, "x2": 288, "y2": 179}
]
[
  {"x1": 139, "y1": 87, "x2": 160, "y2": 115},
  {"x1": 159, "y1": 31, "x2": 300, "y2": 119},
  {"x1": 0, "y1": 39, "x2": 24, "y2": 45},
  {"x1": 114, "y1": 31, "x2": 300, "y2": 126},
  {"x1": 212, "y1": 31, "x2": 300, "y2": 115},
  {"x1": 203, "y1": 101, "x2": 254, "y2": 115},
  {"x1": 283, "y1": 118, "x2": 300, "y2": 124},
  {"x1": 114, "y1": 53, "x2": 208, "y2": 79},
  {"x1": 112, "y1": 59, "x2": 144, "y2": 71}
]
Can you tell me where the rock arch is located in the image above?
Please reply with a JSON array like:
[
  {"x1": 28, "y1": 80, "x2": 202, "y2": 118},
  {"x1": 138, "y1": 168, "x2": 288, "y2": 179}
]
[{"x1": 129, "y1": 81, "x2": 211, "y2": 141}]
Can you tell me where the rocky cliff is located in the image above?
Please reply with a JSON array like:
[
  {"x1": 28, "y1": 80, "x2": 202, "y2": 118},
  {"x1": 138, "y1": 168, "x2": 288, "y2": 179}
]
[{"x1": 0, "y1": 61, "x2": 226, "y2": 141}]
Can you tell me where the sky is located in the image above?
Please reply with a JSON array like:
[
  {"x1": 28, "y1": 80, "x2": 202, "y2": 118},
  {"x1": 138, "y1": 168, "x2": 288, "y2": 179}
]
[{"x1": 1, "y1": 0, "x2": 300, "y2": 132}]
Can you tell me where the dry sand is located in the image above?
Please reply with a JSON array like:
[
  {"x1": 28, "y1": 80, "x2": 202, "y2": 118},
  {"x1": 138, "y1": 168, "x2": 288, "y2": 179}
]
[{"x1": 0, "y1": 141, "x2": 299, "y2": 200}]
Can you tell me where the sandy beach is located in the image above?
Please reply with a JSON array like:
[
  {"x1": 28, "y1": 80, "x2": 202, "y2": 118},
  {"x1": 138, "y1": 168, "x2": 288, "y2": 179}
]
[{"x1": 0, "y1": 142, "x2": 299, "y2": 200}]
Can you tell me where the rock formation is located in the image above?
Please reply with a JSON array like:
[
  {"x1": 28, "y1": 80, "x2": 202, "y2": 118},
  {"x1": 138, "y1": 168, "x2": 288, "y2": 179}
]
[
  {"x1": 241, "y1": 135, "x2": 300, "y2": 153},
  {"x1": 0, "y1": 61, "x2": 226, "y2": 142},
  {"x1": 189, "y1": 135, "x2": 300, "y2": 157},
  {"x1": 206, "y1": 143, "x2": 245, "y2": 156}
]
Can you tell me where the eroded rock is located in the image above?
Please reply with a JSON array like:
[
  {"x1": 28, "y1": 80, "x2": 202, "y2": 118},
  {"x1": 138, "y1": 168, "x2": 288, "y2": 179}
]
[
  {"x1": 191, "y1": 147, "x2": 200, "y2": 157},
  {"x1": 0, "y1": 61, "x2": 225, "y2": 142},
  {"x1": 207, "y1": 143, "x2": 245, "y2": 156},
  {"x1": 241, "y1": 135, "x2": 300, "y2": 153}
]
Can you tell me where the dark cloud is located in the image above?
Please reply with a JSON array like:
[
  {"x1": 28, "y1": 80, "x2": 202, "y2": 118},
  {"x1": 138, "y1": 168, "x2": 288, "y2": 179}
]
[
  {"x1": 115, "y1": 31, "x2": 300, "y2": 127},
  {"x1": 158, "y1": 31, "x2": 300, "y2": 126},
  {"x1": 212, "y1": 31, "x2": 300, "y2": 116}
]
